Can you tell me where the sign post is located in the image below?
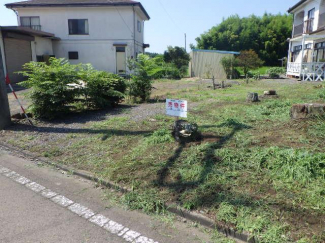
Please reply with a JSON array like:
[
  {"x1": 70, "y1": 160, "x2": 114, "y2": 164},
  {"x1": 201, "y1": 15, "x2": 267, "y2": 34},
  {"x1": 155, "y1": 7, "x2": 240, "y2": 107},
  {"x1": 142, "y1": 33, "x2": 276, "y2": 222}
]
[{"x1": 166, "y1": 99, "x2": 188, "y2": 118}]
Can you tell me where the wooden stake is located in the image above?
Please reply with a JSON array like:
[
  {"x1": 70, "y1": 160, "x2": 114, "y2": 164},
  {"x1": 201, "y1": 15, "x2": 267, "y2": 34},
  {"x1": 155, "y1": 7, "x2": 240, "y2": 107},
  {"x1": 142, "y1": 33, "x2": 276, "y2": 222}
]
[{"x1": 212, "y1": 76, "x2": 216, "y2": 90}]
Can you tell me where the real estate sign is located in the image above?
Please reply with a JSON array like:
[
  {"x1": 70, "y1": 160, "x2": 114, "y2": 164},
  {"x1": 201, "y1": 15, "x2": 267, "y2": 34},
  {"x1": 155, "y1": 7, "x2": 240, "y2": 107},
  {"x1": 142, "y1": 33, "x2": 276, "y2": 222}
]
[{"x1": 166, "y1": 99, "x2": 187, "y2": 118}]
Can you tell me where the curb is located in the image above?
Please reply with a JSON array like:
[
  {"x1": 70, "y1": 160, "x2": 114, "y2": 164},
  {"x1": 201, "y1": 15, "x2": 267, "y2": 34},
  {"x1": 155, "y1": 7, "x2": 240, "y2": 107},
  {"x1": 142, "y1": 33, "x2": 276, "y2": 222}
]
[{"x1": 0, "y1": 142, "x2": 257, "y2": 243}]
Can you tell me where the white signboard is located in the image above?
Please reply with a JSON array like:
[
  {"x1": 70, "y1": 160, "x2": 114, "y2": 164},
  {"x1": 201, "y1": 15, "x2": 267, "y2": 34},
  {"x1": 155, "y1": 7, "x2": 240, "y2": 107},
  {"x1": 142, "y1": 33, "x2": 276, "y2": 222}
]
[{"x1": 166, "y1": 99, "x2": 187, "y2": 118}]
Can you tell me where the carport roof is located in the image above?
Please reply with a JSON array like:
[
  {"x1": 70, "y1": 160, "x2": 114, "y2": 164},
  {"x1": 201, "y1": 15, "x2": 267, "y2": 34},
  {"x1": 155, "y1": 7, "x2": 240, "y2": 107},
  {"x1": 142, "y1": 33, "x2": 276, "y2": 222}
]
[{"x1": 0, "y1": 26, "x2": 60, "y2": 40}]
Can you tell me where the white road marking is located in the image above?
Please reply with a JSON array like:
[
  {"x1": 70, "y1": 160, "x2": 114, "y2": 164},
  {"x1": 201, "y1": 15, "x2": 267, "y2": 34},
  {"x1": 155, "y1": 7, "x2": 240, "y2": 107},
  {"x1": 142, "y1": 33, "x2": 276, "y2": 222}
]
[
  {"x1": 123, "y1": 230, "x2": 141, "y2": 242},
  {"x1": 118, "y1": 228, "x2": 130, "y2": 237},
  {"x1": 81, "y1": 208, "x2": 96, "y2": 219},
  {"x1": 51, "y1": 195, "x2": 74, "y2": 207},
  {"x1": 89, "y1": 214, "x2": 110, "y2": 227},
  {"x1": 68, "y1": 203, "x2": 89, "y2": 216},
  {"x1": 4, "y1": 171, "x2": 20, "y2": 179},
  {"x1": 0, "y1": 167, "x2": 10, "y2": 174},
  {"x1": 0, "y1": 168, "x2": 159, "y2": 243},
  {"x1": 41, "y1": 189, "x2": 58, "y2": 199},
  {"x1": 14, "y1": 176, "x2": 31, "y2": 185},
  {"x1": 135, "y1": 236, "x2": 158, "y2": 243},
  {"x1": 104, "y1": 220, "x2": 125, "y2": 234},
  {"x1": 26, "y1": 182, "x2": 46, "y2": 193}
]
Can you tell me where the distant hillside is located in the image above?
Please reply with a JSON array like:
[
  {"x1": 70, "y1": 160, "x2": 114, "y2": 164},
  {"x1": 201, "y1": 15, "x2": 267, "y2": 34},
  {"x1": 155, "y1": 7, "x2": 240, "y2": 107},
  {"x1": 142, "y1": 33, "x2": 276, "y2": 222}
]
[{"x1": 193, "y1": 13, "x2": 293, "y2": 66}]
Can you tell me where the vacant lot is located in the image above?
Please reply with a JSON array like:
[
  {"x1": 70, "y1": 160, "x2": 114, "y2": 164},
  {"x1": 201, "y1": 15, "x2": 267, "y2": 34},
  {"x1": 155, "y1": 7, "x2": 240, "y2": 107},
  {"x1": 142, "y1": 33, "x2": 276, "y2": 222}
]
[{"x1": 1, "y1": 78, "x2": 325, "y2": 242}]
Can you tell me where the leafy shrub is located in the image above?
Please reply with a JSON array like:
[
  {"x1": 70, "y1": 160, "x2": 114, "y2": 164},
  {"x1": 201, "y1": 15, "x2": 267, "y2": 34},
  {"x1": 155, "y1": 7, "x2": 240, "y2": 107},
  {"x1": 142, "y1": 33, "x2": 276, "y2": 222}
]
[
  {"x1": 128, "y1": 54, "x2": 162, "y2": 102},
  {"x1": 221, "y1": 56, "x2": 240, "y2": 79},
  {"x1": 164, "y1": 64, "x2": 182, "y2": 79},
  {"x1": 78, "y1": 65, "x2": 126, "y2": 108},
  {"x1": 20, "y1": 58, "x2": 127, "y2": 119},
  {"x1": 267, "y1": 67, "x2": 286, "y2": 79},
  {"x1": 151, "y1": 55, "x2": 181, "y2": 79},
  {"x1": 236, "y1": 50, "x2": 264, "y2": 77},
  {"x1": 247, "y1": 70, "x2": 260, "y2": 80},
  {"x1": 20, "y1": 58, "x2": 80, "y2": 119},
  {"x1": 163, "y1": 46, "x2": 190, "y2": 77}
]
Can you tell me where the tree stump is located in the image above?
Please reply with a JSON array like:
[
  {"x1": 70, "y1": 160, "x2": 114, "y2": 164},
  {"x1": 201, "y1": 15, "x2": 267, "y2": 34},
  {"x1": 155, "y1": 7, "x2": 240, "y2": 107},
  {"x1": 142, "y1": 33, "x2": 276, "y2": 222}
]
[
  {"x1": 172, "y1": 120, "x2": 200, "y2": 142},
  {"x1": 264, "y1": 90, "x2": 277, "y2": 95},
  {"x1": 247, "y1": 92, "x2": 259, "y2": 102},
  {"x1": 262, "y1": 90, "x2": 279, "y2": 99},
  {"x1": 290, "y1": 103, "x2": 325, "y2": 119}
]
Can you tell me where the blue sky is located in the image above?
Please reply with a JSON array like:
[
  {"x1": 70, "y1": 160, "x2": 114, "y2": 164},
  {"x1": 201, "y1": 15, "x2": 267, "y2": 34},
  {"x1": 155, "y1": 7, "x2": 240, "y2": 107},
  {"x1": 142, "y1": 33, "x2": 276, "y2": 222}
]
[{"x1": 0, "y1": 0, "x2": 298, "y2": 53}]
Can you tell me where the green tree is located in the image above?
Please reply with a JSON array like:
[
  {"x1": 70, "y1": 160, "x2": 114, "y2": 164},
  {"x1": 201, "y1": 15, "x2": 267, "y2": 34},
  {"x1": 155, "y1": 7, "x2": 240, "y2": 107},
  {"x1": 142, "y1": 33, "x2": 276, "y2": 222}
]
[
  {"x1": 194, "y1": 13, "x2": 292, "y2": 66},
  {"x1": 128, "y1": 54, "x2": 162, "y2": 102},
  {"x1": 19, "y1": 58, "x2": 80, "y2": 119},
  {"x1": 221, "y1": 56, "x2": 239, "y2": 79},
  {"x1": 237, "y1": 50, "x2": 264, "y2": 76},
  {"x1": 145, "y1": 52, "x2": 161, "y2": 58},
  {"x1": 163, "y1": 46, "x2": 190, "y2": 77}
]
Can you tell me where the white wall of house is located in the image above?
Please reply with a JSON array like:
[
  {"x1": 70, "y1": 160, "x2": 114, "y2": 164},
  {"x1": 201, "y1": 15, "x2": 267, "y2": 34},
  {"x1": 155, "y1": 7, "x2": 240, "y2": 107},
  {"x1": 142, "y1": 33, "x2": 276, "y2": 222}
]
[
  {"x1": 34, "y1": 37, "x2": 53, "y2": 56},
  {"x1": 15, "y1": 6, "x2": 148, "y2": 73},
  {"x1": 31, "y1": 36, "x2": 54, "y2": 61},
  {"x1": 52, "y1": 40, "x2": 134, "y2": 73}
]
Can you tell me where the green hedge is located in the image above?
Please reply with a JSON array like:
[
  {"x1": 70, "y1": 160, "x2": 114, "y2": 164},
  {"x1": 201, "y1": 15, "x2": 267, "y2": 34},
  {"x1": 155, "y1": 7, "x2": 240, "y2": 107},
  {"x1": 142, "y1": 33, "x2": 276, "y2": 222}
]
[{"x1": 267, "y1": 67, "x2": 286, "y2": 79}]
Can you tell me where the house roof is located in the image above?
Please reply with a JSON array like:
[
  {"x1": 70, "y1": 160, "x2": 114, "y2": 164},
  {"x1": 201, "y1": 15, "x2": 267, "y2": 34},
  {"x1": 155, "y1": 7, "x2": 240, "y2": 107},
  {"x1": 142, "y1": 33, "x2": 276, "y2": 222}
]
[
  {"x1": 192, "y1": 49, "x2": 240, "y2": 55},
  {"x1": 0, "y1": 26, "x2": 60, "y2": 39},
  {"x1": 288, "y1": 0, "x2": 308, "y2": 13},
  {"x1": 5, "y1": 0, "x2": 150, "y2": 20}
]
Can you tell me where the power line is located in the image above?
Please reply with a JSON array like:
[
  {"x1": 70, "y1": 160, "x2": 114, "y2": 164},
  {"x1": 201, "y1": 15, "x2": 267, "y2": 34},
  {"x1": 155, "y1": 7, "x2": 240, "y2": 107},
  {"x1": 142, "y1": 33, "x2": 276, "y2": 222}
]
[
  {"x1": 156, "y1": 0, "x2": 183, "y2": 33},
  {"x1": 114, "y1": 6, "x2": 134, "y2": 35}
]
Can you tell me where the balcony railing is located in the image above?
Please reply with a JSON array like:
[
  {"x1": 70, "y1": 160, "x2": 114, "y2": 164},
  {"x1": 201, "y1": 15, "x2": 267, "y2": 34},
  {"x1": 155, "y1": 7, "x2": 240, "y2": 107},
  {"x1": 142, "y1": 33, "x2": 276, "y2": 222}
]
[
  {"x1": 293, "y1": 23, "x2": 304, "y2": 37},
  {"x1": 304, "y1": 18, "x2": 314, "y2": 34},
  {"x1": 287, "y1": 62, "x2": 325, "y2": 81},
  {"x1": 287, "y1": 62, "x2": 301, "y2": 75},
  {"x1": 293, "y1": 18, "x2": 314, "y2": 37},
  {"x1": 21, "y1": 25, "x2": 42, "y2": 31}
]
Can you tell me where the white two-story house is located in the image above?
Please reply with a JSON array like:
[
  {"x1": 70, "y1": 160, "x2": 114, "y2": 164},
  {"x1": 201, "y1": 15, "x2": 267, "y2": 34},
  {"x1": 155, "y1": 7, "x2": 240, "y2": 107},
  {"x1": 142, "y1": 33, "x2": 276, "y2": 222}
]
[
  {"x1": 287, "y1": 0, "x2": 325, "y2": 81},
  {"x1": 5, "y1": 0, "x2": 150, "y2": 76}
]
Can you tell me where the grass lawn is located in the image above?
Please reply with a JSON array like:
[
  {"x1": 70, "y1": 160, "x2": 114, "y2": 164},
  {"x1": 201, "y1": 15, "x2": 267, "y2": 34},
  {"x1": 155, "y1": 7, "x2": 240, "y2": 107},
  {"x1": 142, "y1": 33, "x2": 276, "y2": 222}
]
[{"x1": 2, "y1": 78, "x2": 325, "y2": 242}]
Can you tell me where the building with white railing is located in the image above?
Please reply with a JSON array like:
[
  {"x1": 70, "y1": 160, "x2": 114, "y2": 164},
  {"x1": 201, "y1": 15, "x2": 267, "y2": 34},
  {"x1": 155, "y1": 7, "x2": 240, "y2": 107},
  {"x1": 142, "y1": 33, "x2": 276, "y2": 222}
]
[{"x1": 287, "y1": 0, "x2": 325, "y2": 81}]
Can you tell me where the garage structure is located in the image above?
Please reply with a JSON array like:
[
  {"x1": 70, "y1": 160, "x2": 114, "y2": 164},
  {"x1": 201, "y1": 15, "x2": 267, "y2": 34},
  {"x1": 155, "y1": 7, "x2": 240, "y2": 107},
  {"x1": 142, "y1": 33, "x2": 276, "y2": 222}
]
[
  {"x1": 189, "y1": 49, "x2": 240, "y2": 79},
  {"x1": 0, "y1": 26, "x2": 58, "y2": 83}
]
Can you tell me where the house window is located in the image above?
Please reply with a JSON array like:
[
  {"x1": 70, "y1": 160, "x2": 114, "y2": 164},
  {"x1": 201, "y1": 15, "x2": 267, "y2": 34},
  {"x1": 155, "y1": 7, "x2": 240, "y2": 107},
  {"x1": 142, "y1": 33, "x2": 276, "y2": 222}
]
[
  {"x1": 305, "y1": 43, "x2": 312, "y2": 49},
  {"x1": 20, "y1": 17, "x2": 41, "y2": 31},
  {"x1": 116, "y1": 47, "x2": 126, "y2": 52},
  {"x1": 313, "y1": 42, "x2": 325, "y2": 62},
  {"x1": 137, "y1": 20, "x2": 141, "y2": 32},
  {"x1": 315, "y1": 43, "x2": 322, "y2": 49},
  {"x1": 293, "y1": 45, "x2": 302, "y2": 52},
  {"x1": 69, "y1": 52, "x2": 79, "y2": 60},
  {"x1": 291, "y1": 45, "x2": 302, "y2": 62},
  {"x1": 68, "y1": 19, "x2": 89, "y2": 35}
]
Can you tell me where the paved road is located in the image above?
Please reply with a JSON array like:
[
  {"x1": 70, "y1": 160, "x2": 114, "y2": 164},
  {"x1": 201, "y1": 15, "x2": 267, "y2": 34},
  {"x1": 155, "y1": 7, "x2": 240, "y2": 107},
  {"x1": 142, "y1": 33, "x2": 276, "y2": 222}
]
[{"x1": 0, "y1": 148, "x2": 212, "y2": 243}]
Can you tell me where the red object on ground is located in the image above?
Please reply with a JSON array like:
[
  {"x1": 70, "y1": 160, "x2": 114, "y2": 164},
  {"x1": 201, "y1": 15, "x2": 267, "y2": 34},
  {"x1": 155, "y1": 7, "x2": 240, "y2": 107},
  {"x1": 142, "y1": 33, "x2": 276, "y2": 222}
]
[
  {"x1": 5, "y1": 74, "x2": 34, "y2": 126},
  {"x1": 5, "y1": 74, "x2": 11, "y2": 85}
]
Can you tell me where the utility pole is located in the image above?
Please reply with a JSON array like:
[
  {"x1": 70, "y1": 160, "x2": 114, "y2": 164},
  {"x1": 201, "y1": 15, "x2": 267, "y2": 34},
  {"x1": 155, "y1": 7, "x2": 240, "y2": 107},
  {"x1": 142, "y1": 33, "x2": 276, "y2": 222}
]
[
  {"x1": 0, "y1": 41, "x2": 11, "y2": 129},
  {"x1": 185, "y1": 33, "x2": 187, "y2": 52}
]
